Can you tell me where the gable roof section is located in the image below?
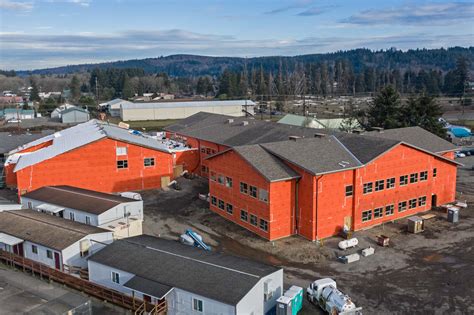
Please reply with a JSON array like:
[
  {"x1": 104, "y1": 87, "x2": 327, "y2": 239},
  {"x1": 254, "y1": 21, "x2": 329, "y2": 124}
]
[
  {"x1": 0, "y1": 209, "x2": 108, "y2": 250},
  {"x1": 88, "y1": 235, "x2": 280, "y2": 305},
  {"x1": 261, "y1": 136, "x2": 362, "y2": 175},
  {"x1": 365, "y1": 126, "x2": 457, "y2": 153},
  {"x1": 22, "y1": 186, "x2": 136, "y2": 215},
  {"x1": 208, "y1": 145, "x2": 300, "y2": 182},
  {"x1": 334, "y1": 133, "x2": 400, "y2": 164},
  {"x1": 0, "y1": 130, "x2": 55, "y2": 154}
]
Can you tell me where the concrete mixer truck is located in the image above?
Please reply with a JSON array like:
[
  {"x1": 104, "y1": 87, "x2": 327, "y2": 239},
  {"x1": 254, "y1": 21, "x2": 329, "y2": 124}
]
[{"x1": 306, "y1": 278, "x2": 362, "y2": 315}]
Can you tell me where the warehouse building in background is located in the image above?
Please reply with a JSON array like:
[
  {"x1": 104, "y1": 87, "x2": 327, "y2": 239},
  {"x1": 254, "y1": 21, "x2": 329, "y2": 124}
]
[{"x1": 120, "y1": 99, "x2": 255, "y2": 121}]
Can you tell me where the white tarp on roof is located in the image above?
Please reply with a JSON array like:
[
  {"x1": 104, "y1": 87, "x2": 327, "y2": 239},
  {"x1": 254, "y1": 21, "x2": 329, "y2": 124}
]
[
  {"x1": 0, "y1": 232, "x2": 23, "y2": 245},
  {"x1": 36, "y1": 203, "x2": 65, "y2": 213}
]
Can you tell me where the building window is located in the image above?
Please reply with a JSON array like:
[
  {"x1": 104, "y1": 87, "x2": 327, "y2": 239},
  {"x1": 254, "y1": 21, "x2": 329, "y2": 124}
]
[
  {"x1": 144, "y1": 157, "x2": 155, "y2": 167},
  {"x1": 193, "y1": 298, "x2": 203, "y2": 312},
  {"x1": 218, "y1": 200, "x2": 225, "y2": 210},
  {"x1": 433, "y1": 168, "x2": 437, "y2": 178},
  {"x1": 240, "y1": 182, "x2": 248, "y2": 194},
  {"x1": 200, "y1": 148, "x2": 206, "y2": 154},
  {"x1": 206, "y1": 148, "x2": 211, "y2": 155},
  {"x1": 362, "y1": 210, "x2": 372, "y2": 222},
  {"x1": 418, "y1": 196, "x2": 427, "y2": 206},
  {"x1": 250, "y1": 214, "x2": 257, "y2": 226},
  {"x1": 400, "y1": 175, "x2": 408, "y2": 186},
  {"x1": 201, "y1": 165, "x2": 208, "y2": 173},
  {"x1": 259, "y1": 189, "x2": 269, "y2": 203},
  {"x1": 409, "y1": 198, "x2": 417, "y2": 209},
  {"x1": 420, "y1": 171, "x2": 428, "y2": 181},
  {"x1": 85, "y1": 216, "x2": 91, "y2": 225},
  {"x1": 398, "y1": 201, "x2": 407, "y2": 212},
  {"x1": 225, "y1": 177, "x2": 233, "y2": 188},
  {"x1": 249, "y1": 186, "x2": 258, "y2": 198},
  {"x1": 386, "y1": 178, "x2": 395, "y2": 189},
  {"x1": 116, "y1": 147, "x2": 127, "y2": 156},
  {"x1": 217, "y1": 175, "x2": 225, "y2": 185},
  {"x1": 375, "y1": 180, "x2": 384, "y2": 192},
  {"x1": 385, "y1": 204, "x2": 394, "y2": 216},
  {"x1": 363, "y1": 182, "x2": 373, "y2": 194},
  {"x1": 211, "y1": 196, "x2": 217, "y2": 206},
  {"x1": 240, "y1": 210, "x2": 248, "y2": 221},
  {"x1": 226, "y1": 203, "x2": 233, "y2": 214},
  {"x1": 46, "y1": 250, "x2": 53, "y2": 259},
  {"x1": 69, "y1": 212, "x2": 75, "y2": 221},
  {"x1": 111, "y1": 271, "x2": 120, "y2": 284},
  {"x1": 31, "y1": 245, "x2": 38, "y2": 254},
  {"x1": 259, "y1": 219, "x2": 269, "y2": 232},
  {"x1": 117, "y1": 160, "x2": 128, "y2": 169},
  {"x1": 345, "y1": 185, "x2": 353, "y2": 197},
  {"x1": 374, "y1": 207, "x2": 383, "y2": 218},
  {"x1": 210, "y1": 171, "x2": 216, "y2": 181},
  {"x1": 410, "y1": 173, "x2": 418, "y2": 183}
]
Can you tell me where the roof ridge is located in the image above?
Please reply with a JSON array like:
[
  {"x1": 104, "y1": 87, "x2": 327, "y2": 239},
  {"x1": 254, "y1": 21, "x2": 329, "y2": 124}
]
[
  {"x1": 48, "y1": 186, "x2": 130, "y2": 203},
  {"x1": 331, "y1": 134, "x2": 363, "y2": 166}
]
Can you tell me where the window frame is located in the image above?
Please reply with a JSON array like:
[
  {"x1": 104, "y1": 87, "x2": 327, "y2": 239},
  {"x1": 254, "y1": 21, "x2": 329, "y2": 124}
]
[
  {"x1": 116, "y1": 146, "x2": 127, "y2": 156},
  {"x1": 400, "y1": 175, "x2": 408, "y2": 186},
  {"x1": 69, "y1": 212, "x2": 75, "y2": 221},
  {"x1": 193, "y1": 298, "x2": 203, "y2": 312},
  {"x1": 225, "y1": 177, "x2": 233, "y2": 188},
  {"x1": 226, "y1": 203, "x2": 233, "y2": 215},
  {"x1": 375, "y1": 180, "x2": 385, "y2": 192},
  {"x1": 398, "y1": 201, "x2": 407, "y2": 212},
  {"x1": 409, "y1": 198, "x2": 417, "y2": 209},
  {"x1": 410, "y1": 173, "x2": 418, "y2": 184},
  {"x1": 85, "y1": 216, "x2": 91, "y2": 225},
  {"x1": 259, "y1": 188, "x2": 269, "y2": 203},
  {"x1": 144, "y1": 157, "x2": 155, "y2": 167},
  {"x1": 345, "y1": 185, "x2": 353, "y2": 197},
  {"x1": 259, "y1": 219, "x2": 269, "y2": 232},
  {"x1": 46, "y1": 249, "x2": 53, "y2": 259},
  {"x1": 217, "y1": 175, "x2": 225, "y2": 185},
  {"x1": 211, "y1": 196, "x2": 217, "y2": 206},
  {"x1": 374, "y1": 207, "x2": 383, "y2": 218},
  {"x1": 31, "y1": 245, "x2": 38, "y2": 254},
  {"x1": 363, "y1": 182, "x2": 373, "y2": 194},
  {"x1": 433, "y1": 168, "x2": 437, "y2": 178},
  {"x1": 362, "y1": 210, "x2": 372, "y2": 222},
  {"x1": 111, "y1": 271, "x2": 120, "y2": 284},
  {"x1": 210, "y1": 171, "x2": 216, "y2": 181},
  {"x1": 418, "y1": 196, "x2": 427, "y2": 206},
  {"x1": 240, "y1": 210, "x2": 248, "y2": 222},
  {"x1": 240, "y1": 182, "x2": 248, "y2": 194},
  {"x1": 116, "y1": 160, "x2": 128, "y2": 169},
  {"x1": 250, "y1": 214, "x2": 258, "y2": 226},
  {"x1": 249, "y1": 185, "x2": 258, "y2": 198},
  {"x1": 420, "y1": 171, "x2": 428, "y2": 181},
  {"x1": 385, "y1": 204, "x2": 394, "y2": 216},
  {"x1": 218, "y1": 200, "x2": 225, "y2": 210},
  {"x1": 386, "y1": 178, "x2": 395, "y2": 189}
]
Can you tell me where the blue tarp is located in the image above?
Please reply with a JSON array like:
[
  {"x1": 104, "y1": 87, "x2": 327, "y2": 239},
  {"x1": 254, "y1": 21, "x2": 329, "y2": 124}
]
[{"x1": 449, "y1": 126, "x2": 472, "y2": 138}]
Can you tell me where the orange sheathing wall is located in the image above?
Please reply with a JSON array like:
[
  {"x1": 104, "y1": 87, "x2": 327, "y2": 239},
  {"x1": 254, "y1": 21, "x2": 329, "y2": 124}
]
[
  {"x1": 18, "y1": 140, "x2": 54, "y2": 153},
  {"x1": 4, "y1": 164, "x2": 17, "y2": 187},
  {"x1": 14, "y1": 138, "x2": 174, "y2": 194},
  {"x1": 351, "y1": 144, "x2": 456, "y2": 232},
  {"x1": 441, "y1": 151, "x2": 455, "y2": 160},
  {"x1": 207, "y1": 151, "x2": 295, "y2": 240},
  {"x1": 315, "y1": 169, "x2": 355, "y2": 239},
  {"x1": 174, "y1": 149, "x2": 200, "y2": 173}
]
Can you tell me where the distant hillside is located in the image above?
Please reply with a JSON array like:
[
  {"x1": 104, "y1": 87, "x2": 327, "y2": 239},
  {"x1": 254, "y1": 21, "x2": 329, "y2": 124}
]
[{"x1": 17, "y1": 47, "x2": 474, "y2": 77}]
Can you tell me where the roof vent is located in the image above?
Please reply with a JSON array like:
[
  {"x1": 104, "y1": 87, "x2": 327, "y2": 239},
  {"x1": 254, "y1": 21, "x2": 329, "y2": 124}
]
[
  {"x1": 314, "y1": 133, "x2": 326, "y2": 138},
  {"x1": 372, "y1": 127, "x2": 384, "y2": 132},
  {"x1": 289, "y1": 136, "x2": 301, "y2": 141},
  {"x1": 242, "y1": 121, "x2": 249, "y2": 126},
  {"x1": 227, "y1": 118, "x2": 234, "y2": 124}
]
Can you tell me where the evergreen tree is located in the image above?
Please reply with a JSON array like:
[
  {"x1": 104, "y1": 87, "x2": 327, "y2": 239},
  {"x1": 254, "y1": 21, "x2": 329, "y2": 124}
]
[
  {"x1": 399, "y1": 95, "x2": 445, "y2": 137},
  {"x1": 366, "y1": 86, "x2": 402, "y2": 129},
  {"x1": 121, "y1": 73, "x2": 134, "y2": 99},
  {"x1": 70, "y1": 75, "x2": 81, "y2": 100},
  {"x1": 30, "y1": 79, "x2": 40, "y2": 102}
]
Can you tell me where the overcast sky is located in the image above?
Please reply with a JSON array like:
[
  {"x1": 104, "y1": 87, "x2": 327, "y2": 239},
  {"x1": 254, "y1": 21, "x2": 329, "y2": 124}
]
[{"x1": 0, "y1": 0, "x2": 473, "y2": 70}]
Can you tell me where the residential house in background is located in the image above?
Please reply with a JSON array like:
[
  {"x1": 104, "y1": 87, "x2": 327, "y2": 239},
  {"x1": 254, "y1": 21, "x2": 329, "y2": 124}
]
[
  {"x1": 0, "y1": 108, "x2": 35, "y2": 121},
  {"x1": 88, "y1": 235, "x2": 283, "y2": 315},
  {"x1": 0, "y1": 209, "x2": 113, "y2": 271},
  {"x1": 21, "y1": 185, "x2": 143, "y2": 238}
]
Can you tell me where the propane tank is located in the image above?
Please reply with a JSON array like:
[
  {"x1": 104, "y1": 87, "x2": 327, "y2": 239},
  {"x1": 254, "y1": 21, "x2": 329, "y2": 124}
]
[{"x1": 338, "y1": 237, "x2": 359, "y2": 250}]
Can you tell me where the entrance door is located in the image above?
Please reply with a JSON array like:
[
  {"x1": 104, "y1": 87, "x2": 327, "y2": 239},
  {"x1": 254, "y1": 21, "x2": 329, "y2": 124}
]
[
  {"x1": 431, "y1": 194, "x2": 437, "y2": 208},
  {"x1": 54, "y1": 252, "x2": 61, "y2": 270},
  {"x1": 13, "y1": 243, "x2": 24, "y2": 257},
  {"x1": 343, "y1": 216, "x2": 352, "y2": 229}
]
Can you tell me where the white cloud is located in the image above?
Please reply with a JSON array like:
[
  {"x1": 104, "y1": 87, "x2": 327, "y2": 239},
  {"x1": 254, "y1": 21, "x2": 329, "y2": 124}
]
[{"x1": 0, "y1": 0, "x2": 33, "y2": 11}]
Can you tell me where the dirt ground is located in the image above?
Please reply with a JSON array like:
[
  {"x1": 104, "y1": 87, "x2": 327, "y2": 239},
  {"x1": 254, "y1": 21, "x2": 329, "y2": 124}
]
[{"x1": 142, "y1": 156, "x2": 474, "y2": 315}]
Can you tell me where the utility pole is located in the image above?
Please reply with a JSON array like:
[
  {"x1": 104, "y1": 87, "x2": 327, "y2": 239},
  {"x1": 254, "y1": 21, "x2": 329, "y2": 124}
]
[{"x1": 95, "y1": 76, "x2": 99, "y2": 110}]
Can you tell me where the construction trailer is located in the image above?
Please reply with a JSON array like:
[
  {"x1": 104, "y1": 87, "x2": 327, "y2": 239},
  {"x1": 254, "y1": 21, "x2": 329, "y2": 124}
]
[
  {"x1": 165, "y1": 112, "x2": 459, "y2": 241},
  {"x1": 0, "y1": 209, "x2": 113, "y2": 271},
  {"x1": 21, "y1": 186, "x2": 144, "y2": 238},
  {"x1": 88, "y1": 235, "x2": 283, "y2": 315}
]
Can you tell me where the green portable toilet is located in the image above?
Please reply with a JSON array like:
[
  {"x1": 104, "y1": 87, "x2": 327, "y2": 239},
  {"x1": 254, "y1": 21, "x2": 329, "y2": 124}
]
[{"x1": 277, "y1": 286, "x2": 303, "y2": 315}]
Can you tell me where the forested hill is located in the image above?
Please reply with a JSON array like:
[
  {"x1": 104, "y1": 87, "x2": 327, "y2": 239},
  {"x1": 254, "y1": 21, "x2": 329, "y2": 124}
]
[{"x1": 17, "y1": 47, "x2": 474, "y2": 77}]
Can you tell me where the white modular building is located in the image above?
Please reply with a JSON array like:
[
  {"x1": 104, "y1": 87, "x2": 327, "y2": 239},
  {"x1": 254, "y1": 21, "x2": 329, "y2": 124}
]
[
  {"x1": 0, "y1": 209, "x2": 113, "y2": 270},
  {"x1": 88, "y1": 235, "x2": 283, "y2": 315},
  {"x1": 120, "y1": 100, "x2": 256, "y2": 121},
  {"x1": 21, "y1": 186, "x2": 144, "y2": 239}
]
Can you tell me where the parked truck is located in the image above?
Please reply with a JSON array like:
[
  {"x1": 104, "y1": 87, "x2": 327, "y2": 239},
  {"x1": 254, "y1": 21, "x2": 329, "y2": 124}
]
[{"x1": 306, "y1": 278, "x2": 362, "y2": 315}]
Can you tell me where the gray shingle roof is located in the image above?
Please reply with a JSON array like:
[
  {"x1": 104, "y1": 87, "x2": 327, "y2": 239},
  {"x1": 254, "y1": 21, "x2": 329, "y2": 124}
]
[
  {"x1": 0, "y1": 130, "x2": 55, "y2": 154},
  {"x1": 124, "y1": 276, "x2": 173, "y2": 299},
  {"x1": 365, "y1": 127, "x2": 456, "y2": 153},
  {"x1": 88, "y1": 235, "x2": 280, "y2": 305},
  {"x1": 22, "y1": 186, "x2": 136, "y2": 215},
  {"x1": 261, "y1": 136, "x2": 362, "y2": 175},
  {"x1": 334, "y1": 133, "x2": 400, "y2": 164},
  {"x1": 0, "y1": 210, "x2": 108, "y2": 250},
  {"x1": 230, "y1": 145, "x2": 300, "y2": 182}
]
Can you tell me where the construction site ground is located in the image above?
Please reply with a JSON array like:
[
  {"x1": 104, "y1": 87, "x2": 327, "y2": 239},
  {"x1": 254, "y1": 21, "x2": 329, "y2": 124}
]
[{"x1": 143, "y1": 156, "x2": 474, "y2": 314}]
